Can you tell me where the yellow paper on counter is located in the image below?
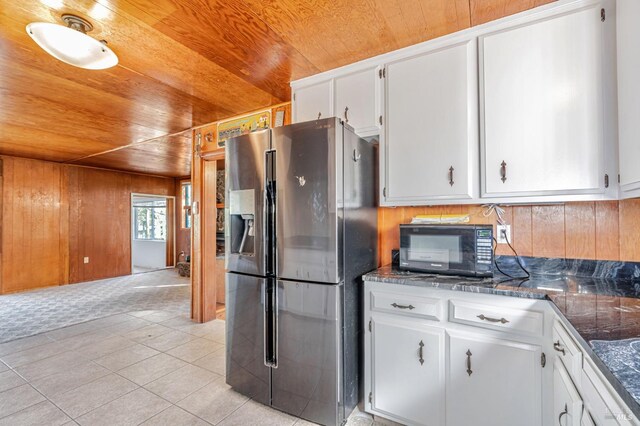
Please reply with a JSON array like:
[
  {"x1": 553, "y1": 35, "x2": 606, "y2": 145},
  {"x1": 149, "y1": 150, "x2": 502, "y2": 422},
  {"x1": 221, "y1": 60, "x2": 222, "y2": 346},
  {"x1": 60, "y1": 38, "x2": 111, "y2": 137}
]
[{"x1": 411, "y1": 214, "x2": 470, "y2": 224}]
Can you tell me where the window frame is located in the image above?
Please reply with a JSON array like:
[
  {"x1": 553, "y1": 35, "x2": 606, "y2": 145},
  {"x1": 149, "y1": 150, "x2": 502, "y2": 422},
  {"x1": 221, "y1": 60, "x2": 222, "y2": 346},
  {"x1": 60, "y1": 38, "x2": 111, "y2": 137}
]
[
  {"x1": 132, "y1": 201, "x2": 167, "y2": 242},
  {"x1": 181, "y1": 181, "x2": 192, "y2": 229}
]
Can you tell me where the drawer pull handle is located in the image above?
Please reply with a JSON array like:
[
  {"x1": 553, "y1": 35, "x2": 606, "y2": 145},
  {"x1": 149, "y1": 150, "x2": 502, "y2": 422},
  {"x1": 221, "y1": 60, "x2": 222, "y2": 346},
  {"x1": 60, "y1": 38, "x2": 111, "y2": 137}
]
[
  {"x1": 558, "y1": 403, "x2": 568, "y2": 425},
  {"x1": 500, "y1": 160, "x2": 507, "y2": 183},
  {"x1": 477, "y1": 314, "x2": 509, "y2": 324},
  {"x1": 553, "y1": 341, "x2": 566, "y2": 355},
  {"x1": 418, "y1": 340, "x2": 424, "y2": 365},
  {"x1": 391, "y1": 303, "x2": 415, "y2": 310},
  {"x1": 466, "y1": 349, "x2": 473, "y2": 376}
]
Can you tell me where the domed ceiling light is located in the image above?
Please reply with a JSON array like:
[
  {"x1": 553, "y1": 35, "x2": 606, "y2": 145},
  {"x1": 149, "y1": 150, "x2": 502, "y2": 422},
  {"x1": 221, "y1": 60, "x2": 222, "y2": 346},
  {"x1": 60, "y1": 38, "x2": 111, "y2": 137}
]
[{"x1": 26, "y1": 14, "x2": 118, "y2": 70}]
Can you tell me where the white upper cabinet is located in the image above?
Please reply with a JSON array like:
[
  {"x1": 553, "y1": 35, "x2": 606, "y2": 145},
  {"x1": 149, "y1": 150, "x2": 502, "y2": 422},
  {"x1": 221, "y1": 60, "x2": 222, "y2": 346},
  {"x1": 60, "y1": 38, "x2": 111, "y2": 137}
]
[
  {"x1": 292, "y1": 67, "x2": 380, "y2": 137},
  {"x1": 292, "y1": 80, "x2": 333, "y2": 123},
  {"x1": 617, "y1": 0, "x2": 640, "y2": 198},
  {"x1": 334, "y1": 66, "x2": 381, "y2": 137},
  {"x1": 480, "y1": 4, "x2": 605, "y2": 198},
  {"x1": 290, "y1": 0, "x2": 620, "y2": 205},
  {"x1": 382, "y1": 39, "x2": 478, "y2": 205}
]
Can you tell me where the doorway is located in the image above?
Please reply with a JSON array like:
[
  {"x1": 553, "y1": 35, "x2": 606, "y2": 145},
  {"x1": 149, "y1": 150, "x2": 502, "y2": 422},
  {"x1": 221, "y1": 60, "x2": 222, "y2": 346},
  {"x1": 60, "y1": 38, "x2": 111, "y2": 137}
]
[{"x1": 131, "y1": 194, "x2": 176, "y2": 274}]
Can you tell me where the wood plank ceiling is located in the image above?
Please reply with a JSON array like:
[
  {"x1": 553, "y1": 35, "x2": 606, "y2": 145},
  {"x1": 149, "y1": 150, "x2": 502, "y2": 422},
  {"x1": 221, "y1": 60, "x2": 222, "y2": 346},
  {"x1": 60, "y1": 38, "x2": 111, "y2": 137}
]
[{"x1": 0, "y1": 0, "x2": 553, "y2": 177}]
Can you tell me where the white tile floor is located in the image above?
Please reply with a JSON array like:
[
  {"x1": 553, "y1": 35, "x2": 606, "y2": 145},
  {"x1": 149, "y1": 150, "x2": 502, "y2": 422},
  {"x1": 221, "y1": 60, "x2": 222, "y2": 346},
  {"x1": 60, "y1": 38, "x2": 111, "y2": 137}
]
[{"x1": 0, "y1": 310, "x2": 381, "y2": 426}]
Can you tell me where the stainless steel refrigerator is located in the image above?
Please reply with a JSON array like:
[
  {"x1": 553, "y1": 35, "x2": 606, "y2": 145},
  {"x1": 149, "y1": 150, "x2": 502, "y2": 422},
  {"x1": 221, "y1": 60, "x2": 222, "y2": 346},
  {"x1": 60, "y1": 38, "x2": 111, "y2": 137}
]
[{"x1": 225, "y1": 118, "x2": 377, "y2": 426}]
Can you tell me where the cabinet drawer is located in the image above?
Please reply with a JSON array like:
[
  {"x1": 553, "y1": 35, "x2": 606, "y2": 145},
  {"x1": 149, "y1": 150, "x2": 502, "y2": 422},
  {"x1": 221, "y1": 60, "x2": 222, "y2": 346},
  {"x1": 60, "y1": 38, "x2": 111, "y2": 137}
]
[
  {"x1": 553, "y1": 321, "x2": 583, "y2": 385},
  {"x1": 448, "y1": 299, "x2": 544, "y2": 336},
  {"x1": 370, "y1": 290, "x2": 442, "y2": 321},
  {"x1": 581, "y1": 358, "x2": 636, "y2": 425}
]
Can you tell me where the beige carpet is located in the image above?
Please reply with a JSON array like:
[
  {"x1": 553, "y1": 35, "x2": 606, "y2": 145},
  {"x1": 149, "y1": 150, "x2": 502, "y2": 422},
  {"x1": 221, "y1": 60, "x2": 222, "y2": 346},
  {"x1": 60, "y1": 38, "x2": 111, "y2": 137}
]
[{"x1": 0, "y1": 270, "x2": 190, "y2": 343}]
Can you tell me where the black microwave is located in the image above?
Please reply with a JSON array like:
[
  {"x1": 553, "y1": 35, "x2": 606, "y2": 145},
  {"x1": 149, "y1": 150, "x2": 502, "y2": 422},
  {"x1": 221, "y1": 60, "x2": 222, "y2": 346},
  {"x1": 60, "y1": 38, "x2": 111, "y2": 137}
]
[{"x1": 399, "y1": 224, "x2": 493, "y2": 277}]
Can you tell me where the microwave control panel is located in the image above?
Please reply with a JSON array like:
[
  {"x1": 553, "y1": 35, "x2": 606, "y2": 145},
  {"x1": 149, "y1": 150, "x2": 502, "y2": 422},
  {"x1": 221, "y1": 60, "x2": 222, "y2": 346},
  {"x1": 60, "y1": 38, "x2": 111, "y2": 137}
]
[{"x1": 475, "y1": 229, "x2": 493, "y2": 274}]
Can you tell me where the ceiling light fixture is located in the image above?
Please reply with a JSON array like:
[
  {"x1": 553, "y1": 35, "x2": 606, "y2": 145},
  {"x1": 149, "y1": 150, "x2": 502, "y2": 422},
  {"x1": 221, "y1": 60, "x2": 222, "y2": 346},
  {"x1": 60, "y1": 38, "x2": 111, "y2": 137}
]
[{"x1": 26, "y1": 14, "x2": 118, "y2": 70}]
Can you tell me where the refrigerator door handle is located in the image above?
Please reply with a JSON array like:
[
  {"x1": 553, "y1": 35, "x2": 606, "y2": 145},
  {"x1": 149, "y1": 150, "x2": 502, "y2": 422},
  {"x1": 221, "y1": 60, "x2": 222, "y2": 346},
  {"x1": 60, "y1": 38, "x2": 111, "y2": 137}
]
[
  {"x1": 273, "y1": 282, "x2": 278, "y2": 368},
  {"x1": 264, "y1": 150, "x2": 276, "y2": 276},
  {"x1": 263, "y1": 150, "x2": 269, "y2": 276},
  {"x1": 262, "y1": 280, "x2": 268, "y2": 367},
  {"x1": 264, "y1": 279, "x2": 277, "y2": 368}
]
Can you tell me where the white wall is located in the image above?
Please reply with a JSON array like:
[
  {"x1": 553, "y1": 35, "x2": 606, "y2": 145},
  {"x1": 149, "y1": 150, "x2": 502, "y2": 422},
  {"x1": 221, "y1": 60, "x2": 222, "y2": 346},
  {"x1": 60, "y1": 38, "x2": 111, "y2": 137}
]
[{"x1": 132, "y1": 239, "x2": 166, "y2": 269}]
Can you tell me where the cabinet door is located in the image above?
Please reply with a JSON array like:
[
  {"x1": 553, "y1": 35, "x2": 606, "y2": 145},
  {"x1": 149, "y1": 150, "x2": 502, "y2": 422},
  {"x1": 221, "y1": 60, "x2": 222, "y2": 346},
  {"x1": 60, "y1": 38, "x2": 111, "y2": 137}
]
[
  {"x1": 554, "y1": 358, "x2": 584, "y2": 426},
  {"x1": 480, "y1": 4, "x2": 604, "y2": 197},
  {"x1": 292, "y1": 80, "x2": 332, "y2": 123},
  {"x1": 334, "y1": 67, "x2": 380, "y2": 137},
  {"x1": 617, "y1": 0, "x2": 640, "y2": 197},
  {"x1": 370, "y1": 315, "x2": 445, "y2": 426},
  {"x1": 447, "y1": 331, "x2": 542, "y2": 426},
  {"x1": 383, "y1": 39, "x2": 478, "y2": 205},
  {"x1": 581, "y1": 411, "x2": 596, "y2": 426}
]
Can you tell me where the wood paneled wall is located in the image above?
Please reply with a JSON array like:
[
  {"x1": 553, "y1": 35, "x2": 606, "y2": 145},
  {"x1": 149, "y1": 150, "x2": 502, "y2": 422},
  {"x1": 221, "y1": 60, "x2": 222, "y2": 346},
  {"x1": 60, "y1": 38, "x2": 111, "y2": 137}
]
[
  {"x1": 1, "y1": 158, "x2": 68, "y2": 293},
  {"x1": 378, "y1": 200, "x2": 640, "y2": 267},
  {"x1": 0, "y1": 156, "x2": 176, "y2": 294}
]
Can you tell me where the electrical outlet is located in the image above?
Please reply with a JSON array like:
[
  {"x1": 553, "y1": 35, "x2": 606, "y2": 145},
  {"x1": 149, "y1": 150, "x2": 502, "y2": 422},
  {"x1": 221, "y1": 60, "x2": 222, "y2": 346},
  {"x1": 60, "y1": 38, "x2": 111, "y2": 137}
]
[
  {"x1": 497, "y1": 225, "x2": 511, "y2": 244},
  {"x1": 83, "y1": 257, "x2": 90, "y2": 264}
]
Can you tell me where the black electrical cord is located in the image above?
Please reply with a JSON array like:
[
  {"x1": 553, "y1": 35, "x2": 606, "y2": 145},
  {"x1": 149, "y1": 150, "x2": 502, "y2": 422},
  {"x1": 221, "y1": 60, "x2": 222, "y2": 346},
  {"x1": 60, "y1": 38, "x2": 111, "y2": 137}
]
[
  {"x1": 506, "y1": 236, "x2": 530, "y2": 279},
  {"x1": 492, "y1": 234, "x2": 530, "y2": 281}
]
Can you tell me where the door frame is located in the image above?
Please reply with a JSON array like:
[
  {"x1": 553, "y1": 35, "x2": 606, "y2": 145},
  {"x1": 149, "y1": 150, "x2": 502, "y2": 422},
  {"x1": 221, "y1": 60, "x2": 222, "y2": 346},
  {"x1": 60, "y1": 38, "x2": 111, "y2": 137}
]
[{"x1": 130, "y1": 193, "x2": 177, "y2": 274}]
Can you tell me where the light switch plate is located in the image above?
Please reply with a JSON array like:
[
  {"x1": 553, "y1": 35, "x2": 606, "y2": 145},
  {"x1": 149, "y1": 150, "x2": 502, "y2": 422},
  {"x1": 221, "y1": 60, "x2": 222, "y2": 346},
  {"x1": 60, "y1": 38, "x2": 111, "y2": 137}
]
[
  {"x1": 83, "y1": 257, "x2": 90, "y2": 264},
  {"x1": 497, "y1": 225, "x2": 511, "y2": 244}
]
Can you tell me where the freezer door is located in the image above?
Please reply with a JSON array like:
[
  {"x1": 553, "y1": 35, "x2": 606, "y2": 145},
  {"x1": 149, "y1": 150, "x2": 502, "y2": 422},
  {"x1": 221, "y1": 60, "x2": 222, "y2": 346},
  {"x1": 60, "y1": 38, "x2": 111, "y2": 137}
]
[
  {"x1": 271, "y1": 279, "x2": 342, "y2": 426},
  {"x1": 226, "y1": 129, "x2": 270, "y2": 276},
  {"x1": 225, "y1": 273, "x2": 270, "y2": 405},
  {"x1": 273, "y1": 118, "x2": 343, "y2": 283}
]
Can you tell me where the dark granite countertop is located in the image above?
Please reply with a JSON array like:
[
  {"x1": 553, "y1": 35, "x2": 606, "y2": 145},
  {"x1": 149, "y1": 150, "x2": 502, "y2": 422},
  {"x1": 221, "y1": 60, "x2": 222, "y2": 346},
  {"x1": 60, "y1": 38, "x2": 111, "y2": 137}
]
[{"x1": 363, "y1": 256, "x2": 640, "y2": 419}]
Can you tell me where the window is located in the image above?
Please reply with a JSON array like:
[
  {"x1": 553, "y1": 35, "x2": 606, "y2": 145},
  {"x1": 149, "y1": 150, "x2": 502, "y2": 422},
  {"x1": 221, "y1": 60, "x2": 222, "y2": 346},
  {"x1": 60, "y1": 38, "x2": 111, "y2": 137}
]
[
  {"x1": 181, "y1": 182, "x2": 192, "y2": 229},
  {"x1": 133, "y1": 199, "x2": 167, "y2": 240}
]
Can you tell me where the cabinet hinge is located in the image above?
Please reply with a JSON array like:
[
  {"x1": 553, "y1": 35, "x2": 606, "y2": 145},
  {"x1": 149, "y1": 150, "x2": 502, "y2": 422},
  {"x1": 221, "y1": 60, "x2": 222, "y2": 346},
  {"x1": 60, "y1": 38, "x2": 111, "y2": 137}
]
[
  {"x1": 378, "y1": 68, "x2": 383, "y2": 79},
  {"x1": 378, "y1": 68, "x2": 386, "y2": 79},
  {"x1": 368, "y1": 319, "x2": 372, "y2": 332},
  {"x1": 293, "y1": 92, "x2": 296, "y2": 101},
  {"x1": 604, "y1": 174, "x2": 609, "y2": 188},
  {"x1": 541, "y1": 352, "x2": 546, "y2": 368},
  {"x1": 383, "y1": 187, "x2": 387, "y2": 198},
  {"x1": 369, "y1": 392, "x2": 372, "y2": 403},
  {"x1": 618, "y1": 174, "x2": 621, "y2": 183},
  {"x1": 379, "y1": 115, "x2": 383, "y2": 125},
  {"x1": 601, "y1": 8, "x2": 605, "y2": 22}
]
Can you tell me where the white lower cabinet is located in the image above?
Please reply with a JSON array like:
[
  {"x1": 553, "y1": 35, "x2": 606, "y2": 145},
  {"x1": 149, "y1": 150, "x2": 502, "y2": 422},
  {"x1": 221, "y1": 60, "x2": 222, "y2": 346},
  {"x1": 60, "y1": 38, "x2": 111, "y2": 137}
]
[
  {"x1": 582, "y1": 411, "x2": 597, "y2": 426},
  {"x1": 364, "y1": 283, "x2": 548, "y2": 426},
  {"x1": 364, "y1": 281, "x2": 640, "y2": 426},
  {"x1": 370, "y1": 315, "x2": 445, "y2": 426},
  {"x1": 446, "y1": 331, "x2": 542, "y2": 426},
  {"x1": 554, "y1": 357, "x2": 584, "y2": 426}
]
